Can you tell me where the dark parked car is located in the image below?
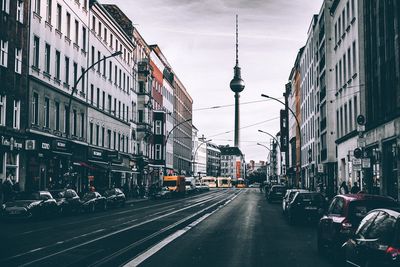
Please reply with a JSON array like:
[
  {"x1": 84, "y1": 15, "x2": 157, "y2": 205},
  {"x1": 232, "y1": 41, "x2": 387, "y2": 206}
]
[
  {"x1": 266, "y1": 185, "x2": 287, "y2": 203},
  {"x1": 154, "y1": 187, "x2": 172, "y2": 199},
  {"x1": 282, "y1": 189, "x2": 309, "y2": 215},
  {"x1": 104, "y1": 188, "x2": 126, "y2": 208},
  {"x1": 317, "y1": 194, "x2": 398, "y2": 255},
  {"x1": 1, "y1": 191, "x2": 58, "y2": 219},
  {"x1": 286, "y1": 191, "x2": 326, "y2": 224},
  {"x1": 343, "y1": 208, "x2": 400, "y2": 267},
  {"x1": 51, "y1": 189, "x2": 82, "y2": 215},
  {"x1": 80, "y1": 192, "x2": 107, "y2": 213}
]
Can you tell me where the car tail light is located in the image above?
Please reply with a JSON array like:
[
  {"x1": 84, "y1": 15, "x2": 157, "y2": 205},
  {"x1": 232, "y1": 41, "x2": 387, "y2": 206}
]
[{"x1": 386, "y1": 246, "x2": 400, "y2": 258}]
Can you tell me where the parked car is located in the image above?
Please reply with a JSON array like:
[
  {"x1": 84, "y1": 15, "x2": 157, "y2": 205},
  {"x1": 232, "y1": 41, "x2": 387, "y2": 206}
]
[
  {"x1": 154, "y1": 187, "x2": 172, "y2": 199},
  {"x1": 286, "y1": 191, "x2": 326, "y2": 224},
  {"x1": 266, "y1": 185, "x2": 287, "y2": 203},
  {"x1": 80, "y1": 192, "x2": 107, "y2": 212},
  {"x1": 104, "y1": 188, "x2": 126, "y2": 208},
  {"x1": 1, "y1": 191, "x2": 58, "y2": 219},
  {"x1": 51, "y1": 189, "x2": 82, "y2": 215},
  {"x1": 343, "y1": 208, "x2": 400, "y2": 267},
  {"x1": 317, "y1": 193, "x2": 398, "y2": 255},
  {"x1": 282, "y1": 189, "x2": 309, "y2": 215}
]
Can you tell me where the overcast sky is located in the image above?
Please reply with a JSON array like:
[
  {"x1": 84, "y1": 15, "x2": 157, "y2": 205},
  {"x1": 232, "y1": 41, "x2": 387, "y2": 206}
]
[{"x1": 104, "y1": 0, "x2": 323, "y2": 162}]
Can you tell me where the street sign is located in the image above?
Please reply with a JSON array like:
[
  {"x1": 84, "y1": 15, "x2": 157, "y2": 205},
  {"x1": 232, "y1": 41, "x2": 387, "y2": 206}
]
[
  {"x1": 352, "y1": 158, "x2": 362, "y2": 165},
  {"x1": 353, "y1": 164, "x2": 362, "y2": 171},
  {"x1": 362, "y1": 158, "x2": 371, "y2": 168},
  {"x1": 357, "y1": 125, "x2": 366, "y2": 132}
]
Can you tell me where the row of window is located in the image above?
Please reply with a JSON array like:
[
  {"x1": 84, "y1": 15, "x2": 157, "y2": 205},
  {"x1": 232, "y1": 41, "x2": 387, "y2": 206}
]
[
  {"x1": 0, "y1": 95, "x2": 20, "y2": 130},
  {"x1": 334, "y1": 41, "x2": 357, "y2": 90},
  {"x1": 337, "y1": 95, "x2": 358, "y2": 139},
  {"x1": 88, "y1": 122, "x2": 129, "y2": 153},
  {"x1": 89, "y1": 84, "x2": 133, "y2": 123},
  {"x1": 91, "y1": 15, "x2": 132, "y2": 66},
  {"x1": 1, "y1": 0, "x2": 24, "y2": 23},
  {"x1": 0, "y1": 40, "x2": 22, "y2": 73},
  {"x1": 334, "y1": 0, "x2": 356, "y2": 47},
  {"x1": 31, "y1": 92, "x2": 85, "y2": 138},
  {"x1": 90, "y1": 46, "x2": 131, "y2": 93}
]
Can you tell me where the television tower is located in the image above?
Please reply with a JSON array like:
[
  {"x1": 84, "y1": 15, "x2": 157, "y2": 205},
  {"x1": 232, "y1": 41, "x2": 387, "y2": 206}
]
[{"x1": 229, "y1": 15, "x2": 245, "y2": 148}]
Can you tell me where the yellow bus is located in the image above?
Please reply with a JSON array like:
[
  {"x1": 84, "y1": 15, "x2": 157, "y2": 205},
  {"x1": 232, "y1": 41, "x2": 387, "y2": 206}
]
[
  {"x1": 163, "y1": 176, "x2": 186, "y2": 196},
  {"x1": 236, "y1": 178, "x2": 246, "y2": 188},
  {"x1": 217, "y1": 177, "x2": 232, "y2": 188},
  {"x1": 201, "y1": 177, "x2": 217, "y2": 188}
]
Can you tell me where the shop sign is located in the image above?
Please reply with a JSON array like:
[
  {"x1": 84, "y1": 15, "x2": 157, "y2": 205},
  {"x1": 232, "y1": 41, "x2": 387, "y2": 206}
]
[
  {"x1": 352, "y1": 158, "x2": 362, "y2": 165},
  {"x1": 362, "y1": 158, "x2": 371, "y2": 169},
  {"x1": 236, "y1": 161, "x2": 241, "y2": 178},
  {"x1": 353, "y1": 164, "x2": 362, "y2": 171},
  {"x1": 1, "y1": 136, "x2": 23, "y2": 150},
  {"x1": 25, "y1": 140, "x2": 36, "y2": 150},
  {"x1": 56, "y1": 141, "x2": 66, "y2": 149},
  {"x1": 41, "y1": 142, "x2": 51, "y2": 150},
  {"x1": 93, "y1": 150, "x2": 103, "y2": 158}
]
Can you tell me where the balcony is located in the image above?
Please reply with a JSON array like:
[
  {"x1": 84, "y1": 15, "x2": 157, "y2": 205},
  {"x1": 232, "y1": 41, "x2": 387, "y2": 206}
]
[
  {"x1": 138, "y1": 59, "x2": 151, "y2": 76},
  {"x1": 136, "y1": 122, "x2": 152, "y2": 133}
]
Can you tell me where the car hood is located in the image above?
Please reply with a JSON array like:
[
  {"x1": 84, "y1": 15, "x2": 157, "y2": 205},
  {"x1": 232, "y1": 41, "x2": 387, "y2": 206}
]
[{"x1": 4, "y1": 200, "x2": 41, "y2": 208}]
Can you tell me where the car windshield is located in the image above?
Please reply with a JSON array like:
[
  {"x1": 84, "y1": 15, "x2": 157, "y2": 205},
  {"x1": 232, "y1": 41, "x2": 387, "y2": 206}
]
[
  {"x1": 297, "y1": 193, "x2": 324, "y2": 203},
  {"x1": 163, "y1": 181, "x2": 176, "y2": 187},
  {"x1": 15, "y1": 192, "x2": 41, "y2": 201},
  {"x1": 349, "y1": 200, "x2": 398, "y2": 223},
  {"x1": 104, "y1": 190, "x2": 115, "y2": 197},
  {"x1": 273, "y1": 187, "x2": 286, "y2": 193},
  {"x1": 82, "y1": 193, "x2": 95, "y2": 201}
]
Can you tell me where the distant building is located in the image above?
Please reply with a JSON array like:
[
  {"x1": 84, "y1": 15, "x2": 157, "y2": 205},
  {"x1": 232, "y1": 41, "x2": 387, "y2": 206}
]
[
  {"x1": 219, "y1": 146, "x2": 245, "y2": 180},
  {"x1": 192, "y1": 126, "x2": 206, "y2": 177},
  {"x1": 206, "y1": 142, "x2": 220, "y2": 177}
]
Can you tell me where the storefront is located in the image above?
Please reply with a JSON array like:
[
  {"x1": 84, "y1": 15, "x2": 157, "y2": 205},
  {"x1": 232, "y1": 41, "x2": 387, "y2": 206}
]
[
  {"x1": 25, "y1": 135, "x2": 88, "y2": 192},
  {"x1": 0, "y1": 135, "x2": 24, "y2": 186}
]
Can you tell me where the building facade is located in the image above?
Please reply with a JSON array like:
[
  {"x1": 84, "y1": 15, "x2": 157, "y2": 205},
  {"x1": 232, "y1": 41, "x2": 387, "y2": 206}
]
[
  {"x1": 0, "y1": 0, "x2": 29, "y2": 189},
  {"x1": 206, "y1": 142, "x2": 220, "y2": 177},
  {"x1": 360, "y1": 0, "x2": 400, "y2": 200},
  {"x1": 219, "y1": 146, "x2": 245, "y2": 181}
]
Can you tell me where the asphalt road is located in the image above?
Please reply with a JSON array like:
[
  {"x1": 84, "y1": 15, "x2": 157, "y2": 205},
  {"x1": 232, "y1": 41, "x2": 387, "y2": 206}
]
[
  {"x1": 139, "y1": 188, "x2": 334, "y2": 267},
  {"x1": 0, "y1": 189, "x2": 335, "y2": 267}
]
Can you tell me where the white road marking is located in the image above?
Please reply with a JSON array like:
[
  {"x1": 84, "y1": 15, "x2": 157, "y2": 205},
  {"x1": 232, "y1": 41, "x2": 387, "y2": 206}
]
[{"x1": 124, "y1": 190, "x2": 242, "y2": 267}]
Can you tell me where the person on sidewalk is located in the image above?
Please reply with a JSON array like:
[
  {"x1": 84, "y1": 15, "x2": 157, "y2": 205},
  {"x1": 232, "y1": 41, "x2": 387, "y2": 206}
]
[
  {"x1": 339, "y1": 181, "x2": 349, "y2": 195},
  {"x1": 350, "y1": 182, "x2": 360, "y2": 194}
]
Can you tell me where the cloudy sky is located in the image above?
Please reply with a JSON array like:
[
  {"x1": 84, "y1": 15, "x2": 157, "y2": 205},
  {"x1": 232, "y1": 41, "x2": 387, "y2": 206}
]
[{"x1": 104, "y1": 0, "x2": 322, "y2": 162}]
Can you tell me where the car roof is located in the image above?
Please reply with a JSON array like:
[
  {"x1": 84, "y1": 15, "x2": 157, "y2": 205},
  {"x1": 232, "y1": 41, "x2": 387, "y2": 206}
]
[{"x1": 337, "y1": 193, "x2": 396, "y2": 202}]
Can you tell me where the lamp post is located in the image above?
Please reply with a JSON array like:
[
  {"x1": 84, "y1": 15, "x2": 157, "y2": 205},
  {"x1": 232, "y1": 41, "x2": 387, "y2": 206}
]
[
  {"x1": 164, "y1": 118, "x2": 192, "y2": 175},
  {"x1": 258, "y1": 130, "x2": 283, "y2": 180},
  {"x1": 66, "y1": 51, "x2": 122, "y2": 137},
  {"x1": 192, "y1": 137, "x2": 212, "y2": 179},
  {"x1": 261, "y1": 93, "x2": 303, "y2": 188},
  {"x1": 257, "y1": 143, "x2": 271, "y2": 184}
]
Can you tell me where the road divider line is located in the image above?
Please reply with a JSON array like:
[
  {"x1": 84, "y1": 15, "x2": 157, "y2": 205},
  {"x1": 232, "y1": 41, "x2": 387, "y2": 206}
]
[{"x1": 123, "y1": 190, "x2": 243, "y2": 267}]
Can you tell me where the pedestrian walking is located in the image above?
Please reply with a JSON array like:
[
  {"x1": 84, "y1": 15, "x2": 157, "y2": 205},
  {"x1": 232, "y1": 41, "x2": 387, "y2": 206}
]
[
  {"x1": 339, "y1": 181, "x2": 349, "y2": 195},
  {"x1": 350, "y1": 182, "x2": 360, "y2": 194}
]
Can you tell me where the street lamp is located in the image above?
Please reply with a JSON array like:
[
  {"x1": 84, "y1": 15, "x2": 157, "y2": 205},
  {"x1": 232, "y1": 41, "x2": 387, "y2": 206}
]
[
  {"x1": 192, "y1": 138, "x2": 212, "y2": 178},
  {"x1": 261, "y1": 93, "x2": 303, "y2": 188},
  {"x1": 258, "y1": 129, "x2": 281, "y2": 150},
  {"x1": 66, "y1": 51, "x2": 123, "y2": 137},
  {"x1": 257, "y1": 143, "x2": 271, "y2": 184},
  {"x1": 163, "y1": 118, "x2": 192, "y2": 175}
]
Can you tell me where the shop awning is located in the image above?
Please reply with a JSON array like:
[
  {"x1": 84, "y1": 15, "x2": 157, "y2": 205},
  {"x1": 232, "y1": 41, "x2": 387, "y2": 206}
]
[{"x1": 89, "y1": 161, "x2": 133, "y2": 173}]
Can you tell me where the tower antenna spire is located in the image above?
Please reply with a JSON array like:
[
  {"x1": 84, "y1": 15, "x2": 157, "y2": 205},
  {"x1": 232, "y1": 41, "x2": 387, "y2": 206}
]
[{"x1": 235, "y1": 14, "x2": 239, "y2": 66}]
